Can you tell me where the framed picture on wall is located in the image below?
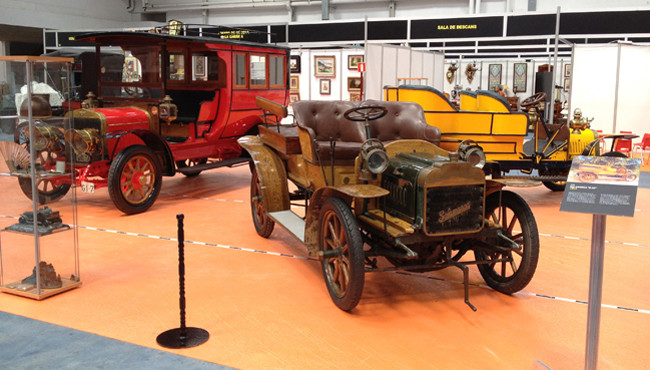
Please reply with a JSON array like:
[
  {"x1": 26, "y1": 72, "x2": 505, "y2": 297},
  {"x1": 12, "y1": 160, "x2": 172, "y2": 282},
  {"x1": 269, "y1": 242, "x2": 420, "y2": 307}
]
[
  {"x1": 290, "y1": 75, "x2": 299, "y2": 91},
  {"x1": 564, "y1": 78, "x2": 571, "y2": 92},
  {"x1": 319, "y1": 79, "x2": 331, "y2": 95},
  {"x1": 290, "y1": 55, "x2": 301, "y2": 73},
  {"x1": 513, "y1": 63, "x2": 527, "y2": 93},
  {"x1": 564, "y1": 64, "x2": 572, "y2": 77},
  {"x1": 347, "y1": 77, "x2": 361, "y2": 91},
  {"x1": 289, "y1": 92, "x2": 300, "y2": 105},
  {"x1": 315, "y1": 55, "x2": 336, "y2": 77},
  {"x1": 350, "y1": 93, "x2": 361, "y2": 101},
  {"x1": 488, "y1": 64, "x2": 502, "y2": 91},
  {"x1": 348, "y1": 55, "x2": 363, "y2": 70}
]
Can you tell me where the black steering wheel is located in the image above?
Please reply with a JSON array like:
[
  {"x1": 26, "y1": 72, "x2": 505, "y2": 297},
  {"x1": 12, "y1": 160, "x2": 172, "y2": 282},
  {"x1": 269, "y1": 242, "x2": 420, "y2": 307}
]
[
  {"x1": 124, "y1": 86, "x2": 152, "y2": 98},
  {"x1": 344, "y1": 105, "x2": 388, "y2": 122},
  {"x1": 521, "y1": 92, "x2": 546, "y2": 109}
]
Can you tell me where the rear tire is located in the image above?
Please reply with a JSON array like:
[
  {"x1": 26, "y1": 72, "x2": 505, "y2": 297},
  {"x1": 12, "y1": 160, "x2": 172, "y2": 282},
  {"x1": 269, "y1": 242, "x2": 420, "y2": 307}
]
[
  {"x1": 17, "y1": 143, "x2": 70, "y2": 204},
  {"x1": 19, "y1": 177, "x2": 70, "y2": 204},
  {"x1": 603, "y1": 151, "x2": 627, "y2": 158},
  {"x1": 250, "y1": 168, "x2": 275, "y2": 238},
  {"x1": 541, "y1": 168, "x2": 569, "y2": 191},
  {"x1": 175, "y1": 158, "x2": 206, "y2": 177}
]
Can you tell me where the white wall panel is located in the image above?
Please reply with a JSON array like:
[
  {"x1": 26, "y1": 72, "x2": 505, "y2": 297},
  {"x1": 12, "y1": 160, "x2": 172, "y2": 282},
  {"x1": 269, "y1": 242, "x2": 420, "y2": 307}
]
[
  {"x1": 432, "y1": 53, "x2": 444, "y2": 91},
  {"x1": 571, "y1": 45, "x2": 619, "y2": 134},
  {"x1": 410, "y1": 52, "x2": 423, "y2": 81},
  {"x1": 397, "y1": 47, "x2": 412, "y2": 83},
  {"x1": 615, "y1": 44, "x2": 650, "y2": 135}
]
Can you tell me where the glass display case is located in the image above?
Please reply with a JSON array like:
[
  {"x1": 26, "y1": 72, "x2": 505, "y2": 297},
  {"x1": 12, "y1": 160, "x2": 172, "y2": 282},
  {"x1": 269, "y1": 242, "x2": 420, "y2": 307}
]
[{"x1": 0, "y1": 56, "x2": 81, "y2": 299}]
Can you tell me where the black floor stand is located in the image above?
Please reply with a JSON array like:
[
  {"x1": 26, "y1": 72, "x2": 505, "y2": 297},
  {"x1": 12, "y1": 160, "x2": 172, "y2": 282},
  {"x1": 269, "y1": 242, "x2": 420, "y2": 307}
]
[{"x1": 157, "y1": 214, "x2": 209, "y2": 349}]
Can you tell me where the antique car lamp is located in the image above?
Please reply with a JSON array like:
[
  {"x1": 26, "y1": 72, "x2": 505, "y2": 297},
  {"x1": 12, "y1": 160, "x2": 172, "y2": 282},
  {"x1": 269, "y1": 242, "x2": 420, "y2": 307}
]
[
  {"x1": 24, "y1": 124, "x2": 62, "y2": 152},
  {"x1": 65, "y1": 127, "x2": 101, "y2": 158},
  {"x1": 81, "y1": 91, "x2": 99, "y2": 109},
  {"x1": 159, "y1": 95, "x2": 178, "y2": 124},
  {"x1": 358, "y1": 139, "x2": 389, "y2": 181},
  {"x1": 458, "y1": 140, "x2": 486, "y2": 168}
]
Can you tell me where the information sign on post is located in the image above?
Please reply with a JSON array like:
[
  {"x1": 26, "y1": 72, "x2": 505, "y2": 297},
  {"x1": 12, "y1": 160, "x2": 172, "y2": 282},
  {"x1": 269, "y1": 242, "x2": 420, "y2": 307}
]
[
  {"x1": 560, "y1": 155, "x2": 641, "y2": 369},
  {"x1": 561, "y1": 155, "x2": 641, "y2": 216}
]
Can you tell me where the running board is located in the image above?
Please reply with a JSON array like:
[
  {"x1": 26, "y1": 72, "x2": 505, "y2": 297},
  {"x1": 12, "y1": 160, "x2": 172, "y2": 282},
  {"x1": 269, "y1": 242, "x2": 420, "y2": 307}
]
[
  {"x1": 268, "y1": 210, "x2": 305, "y2": 243},
  {"x1": 175, "y1": 157, "x2": 250, "y2": 174}
]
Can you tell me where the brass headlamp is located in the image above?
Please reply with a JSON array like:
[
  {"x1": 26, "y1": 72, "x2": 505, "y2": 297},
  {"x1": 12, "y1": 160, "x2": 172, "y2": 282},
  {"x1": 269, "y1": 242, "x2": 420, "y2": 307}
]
[
  {"x1": 24, "y1": 124, "x2": 62, "y2": 151},
  {"x1": 64, "y1": 128, "x2": 101, "y2": 156},
  {"x1": 358, "y1": 139, "x2": 389, "y2": 181}
]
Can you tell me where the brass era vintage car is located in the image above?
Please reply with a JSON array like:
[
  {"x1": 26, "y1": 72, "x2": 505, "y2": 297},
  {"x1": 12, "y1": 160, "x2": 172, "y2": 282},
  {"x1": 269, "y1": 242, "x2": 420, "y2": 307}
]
[
  {"x1": 238, "y1": 97, "x2": 539, "y2": 311},
  {"x1": 12, "y1": 28, "x2": 290, "y2": 214},
  {"x1": 384, "y1": 85, "x2": 611, "y2": 191}
]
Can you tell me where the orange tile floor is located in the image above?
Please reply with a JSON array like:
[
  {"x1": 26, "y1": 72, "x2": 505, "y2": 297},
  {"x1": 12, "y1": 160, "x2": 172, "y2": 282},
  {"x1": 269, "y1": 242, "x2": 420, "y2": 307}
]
[{"x1": 1, "y1": 162, "x2": 649, "y2": 369}]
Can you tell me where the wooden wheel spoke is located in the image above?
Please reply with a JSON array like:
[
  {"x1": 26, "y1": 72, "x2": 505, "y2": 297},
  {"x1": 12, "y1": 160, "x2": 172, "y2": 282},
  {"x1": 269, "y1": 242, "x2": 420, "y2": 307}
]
[
  {"x1": 327, "y1": 219, "x2": 340, "y2": 246},
  {"x1": 506, "y1": 215, "x2": 518, "y2": 234},
  {"x1": 508, "y1": 252, "x2": 519, "y2": 272}
]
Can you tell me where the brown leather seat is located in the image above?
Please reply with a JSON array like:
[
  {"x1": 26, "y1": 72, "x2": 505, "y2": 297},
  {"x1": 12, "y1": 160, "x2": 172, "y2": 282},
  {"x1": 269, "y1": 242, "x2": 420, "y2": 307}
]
[
  {"x1": 365, "y1": 100, "x2": 441, "y2": 145},
  {"x1": 293, "y1": 100, "x2": 441, "y2": 166}
]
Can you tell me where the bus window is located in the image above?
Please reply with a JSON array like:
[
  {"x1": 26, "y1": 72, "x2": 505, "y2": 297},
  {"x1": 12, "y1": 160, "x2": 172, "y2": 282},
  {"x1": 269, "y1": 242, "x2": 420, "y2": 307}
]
[
  {"x1": 234, "y1": 53, "x2": 247, "y2": 88},
  {"x1": 250, "y1": 54, "x2": 267, "y2": 88},
  {"x1": 191, "y1": 52, "x2": 225, "y2": 87},
  {"x1": 168, "y1": 51, "x2": 185, "y2": 81},
  {"x1": 99, "y1": 45, "x2": 162, "y2": 99},
  {"x1": 269, "y1": 55, "x2": 285, "y2": 88}
]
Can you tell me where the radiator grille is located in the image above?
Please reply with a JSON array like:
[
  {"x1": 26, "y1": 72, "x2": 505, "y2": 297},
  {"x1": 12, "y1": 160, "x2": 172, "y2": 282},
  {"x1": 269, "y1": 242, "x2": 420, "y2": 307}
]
[
  {"x1": 569, "y1": 140, "x2": 589, "y2": 156},
  {"x1": 425, "y1": 185, "x2": 484, "y2": 235}
]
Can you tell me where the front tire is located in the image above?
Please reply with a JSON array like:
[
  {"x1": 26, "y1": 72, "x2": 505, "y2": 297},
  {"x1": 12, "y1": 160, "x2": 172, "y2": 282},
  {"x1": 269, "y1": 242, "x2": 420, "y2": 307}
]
[
  {"x1": 475, "y1": 191, "x2": 539, "y2": 294},
  {"x1": 319, "y1": 197, "x2": 365, "y2": 311},
  {"x1": 108, "y1": 145, "x2": 162, "y2": 215}
]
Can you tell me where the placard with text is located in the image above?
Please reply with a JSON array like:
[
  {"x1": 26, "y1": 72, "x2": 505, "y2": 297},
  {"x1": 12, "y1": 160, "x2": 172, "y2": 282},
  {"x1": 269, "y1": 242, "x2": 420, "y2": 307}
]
[{"x1": 560, "y1": 156, "x2": 641, "y2": 217}]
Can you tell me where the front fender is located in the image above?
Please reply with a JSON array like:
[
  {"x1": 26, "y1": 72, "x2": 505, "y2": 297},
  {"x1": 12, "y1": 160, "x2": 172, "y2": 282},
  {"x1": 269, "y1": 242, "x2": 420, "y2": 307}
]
[
  {"x1": 238, "y1": 135, "x2": 290, "y2": 213},
  {"x1": 110, "y1": 129, "x2": 175, "y2": 176}
]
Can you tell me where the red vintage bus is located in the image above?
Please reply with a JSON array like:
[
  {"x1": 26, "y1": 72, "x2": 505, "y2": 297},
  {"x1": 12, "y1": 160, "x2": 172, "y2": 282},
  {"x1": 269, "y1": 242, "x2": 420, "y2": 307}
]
[{"x1": 20, "y1": 29, "x2": 290, "y2": 214}]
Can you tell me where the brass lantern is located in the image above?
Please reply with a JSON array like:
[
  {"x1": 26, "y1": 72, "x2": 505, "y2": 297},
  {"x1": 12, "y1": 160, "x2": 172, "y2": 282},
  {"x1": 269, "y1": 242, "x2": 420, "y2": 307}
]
[
  {"x1": 159, "y1": 95, "x2": 178, "y2": 124},
  {"x1": 64, "y1": 128, "x2": 101, "y2": 156},
  {"x1": 25, "y1": 124, "x2": 62, "y2": 151}
]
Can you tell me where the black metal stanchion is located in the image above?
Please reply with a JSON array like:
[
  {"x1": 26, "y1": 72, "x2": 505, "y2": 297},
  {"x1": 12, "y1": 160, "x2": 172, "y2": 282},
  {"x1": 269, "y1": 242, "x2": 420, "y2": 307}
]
[{"x1": 157, "y1": 214, "x2": 209, "y2": 349}]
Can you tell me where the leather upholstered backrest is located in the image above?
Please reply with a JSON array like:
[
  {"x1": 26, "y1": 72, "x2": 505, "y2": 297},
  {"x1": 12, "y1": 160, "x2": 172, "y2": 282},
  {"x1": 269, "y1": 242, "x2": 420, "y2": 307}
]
[
  {"x1": 293, "y1": 100, "x2": 441, "y2": 146},
  {"x1": 365, "y1": 100, "x2": 441, "y2": 145},
  {"x1": 293, "y1": 101, "x2": 365, "y2": 143}
]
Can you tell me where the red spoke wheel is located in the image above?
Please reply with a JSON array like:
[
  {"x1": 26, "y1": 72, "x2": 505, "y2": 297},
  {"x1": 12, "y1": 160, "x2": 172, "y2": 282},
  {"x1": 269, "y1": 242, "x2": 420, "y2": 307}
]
[
  {"x1": 319, "y1": 197, "x2": 364, "y2": 311},
  {"x1": 475, "y1": 191, "x2": 539, "y2": 294},
  {"x1": 108, "y1": 145, "x2": 162, "y2": 215},
  {"x1": 18, "y1": 144, "x2": 70, "y2": 204}
]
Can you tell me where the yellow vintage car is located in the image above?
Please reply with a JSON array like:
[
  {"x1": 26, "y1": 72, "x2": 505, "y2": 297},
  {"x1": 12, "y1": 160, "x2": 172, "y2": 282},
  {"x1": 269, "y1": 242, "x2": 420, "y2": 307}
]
[{"x1": 385, "y1": 85, "x2": 604, "y2": 191}]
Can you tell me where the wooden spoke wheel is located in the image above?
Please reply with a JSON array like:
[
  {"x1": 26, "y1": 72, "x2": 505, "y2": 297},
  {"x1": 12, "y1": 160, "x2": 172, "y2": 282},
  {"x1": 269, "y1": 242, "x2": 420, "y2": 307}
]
[
  {"x1": 108, "y1": 145, "x2": 162, "y2": 215},
  {"x1": 319, "y1": 197, "x2": 365, "y2": 311},
  {"x1": 250, "y1": 168, "x2": 275, "y2": 238},
  {"x1": 475, "y1": 191, "x2": 539, "y2": 294}
]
